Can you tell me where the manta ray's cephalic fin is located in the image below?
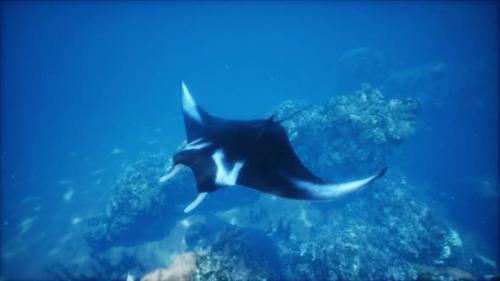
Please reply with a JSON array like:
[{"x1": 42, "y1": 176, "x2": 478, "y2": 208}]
[
  {"x1": 184, "y1": 192, "x2": 208, "y2": 213},
  {"x1": 159, "y1": 164, "x2": 182, "y2": 184}
]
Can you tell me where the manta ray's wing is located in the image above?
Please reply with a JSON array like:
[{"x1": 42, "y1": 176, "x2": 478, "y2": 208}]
[
  {"x1": 180, "y1": 82, "x2": 216, "y2": 142},
  {"x1": 180, "y1": 81, "x2": 264, "y2": 139},
  {"x1": 236, "y1": 117, "x2": 387, "y2": 200}
]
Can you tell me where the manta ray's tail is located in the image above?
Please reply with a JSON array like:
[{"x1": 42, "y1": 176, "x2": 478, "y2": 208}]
[
  {"x1": 293, "y1": 167, "x2": 387, "y2": 200},
  {"x1": 275, "y1": 104, "x2": 313, "y2": 124}
]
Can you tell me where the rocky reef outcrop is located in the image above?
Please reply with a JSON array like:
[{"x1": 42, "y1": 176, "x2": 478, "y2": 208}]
[
  {"x1": 85, "y1": 155, "x2": 195, "y2": 250},
  {"x1": 193, "y1": 227, "x2": 280, "y2": 281},
  {"x1": 274, "y1": 84, "x2": 419, "y2": 177},
  {"x1": 275, "y1": 178, "x2": 463, "y2": 280},
  {"x1": 181, "y1": 174, "x2": 480, "y2": 281}
]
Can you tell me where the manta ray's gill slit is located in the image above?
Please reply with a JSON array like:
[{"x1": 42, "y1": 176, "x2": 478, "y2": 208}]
[{"x1": 184, "y1": 138, "x2": 211, "y2": 151}]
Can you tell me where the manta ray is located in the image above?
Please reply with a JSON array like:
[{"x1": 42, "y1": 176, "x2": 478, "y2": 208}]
[{"x1": 160, "y1": 82, "x2": 387, "y2": 213}]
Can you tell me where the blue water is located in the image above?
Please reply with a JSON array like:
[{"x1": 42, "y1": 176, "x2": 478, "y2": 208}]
[{"x1": 1, "y1": 2, "x2": 498, "y2": 280}]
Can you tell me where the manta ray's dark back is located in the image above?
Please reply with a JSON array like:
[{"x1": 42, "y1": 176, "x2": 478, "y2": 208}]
[{"x1": 160, "y1": 82, "x2": 387, "y2": 213}]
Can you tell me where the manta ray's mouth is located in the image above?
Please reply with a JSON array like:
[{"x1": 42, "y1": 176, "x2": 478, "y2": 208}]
[{"x1": 159, "y1": 164, "x2": 182, "y2": 184}]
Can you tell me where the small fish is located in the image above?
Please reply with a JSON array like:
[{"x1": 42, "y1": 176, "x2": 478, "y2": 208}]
[
  {"x1": 19, "y1": 217, "x2": 36, "y2": 234},
  {"x1": 112, "y1": 148, "x2": 124, "y2": 155},
  {"x1": 20, "y1": 196, "x2": 40, "y2": 205},
  {"x1": 59, "y1": 233, "x2": 72, "y2": 244},
  {"x1": 71, "y1": 217, "x2": 81, "y2": 225},
  {"x1": 91, "y1": 168, "x2": 105, "y2": 176},
  {"x1": 57, "y1": 179, "x2": 74, "y2": 185},
  {"x1": 93, "y1": 178, "x2": 104, "y2": 186},
  {"x1": 63, "y1": 189, "x2": 74, "y2": 202},
  {"x1": 147, "y1": 139, "x2": 159, "y2": 145},
  {"x1": 463, "y1": 177, "x2": 499, "y2": 198}
]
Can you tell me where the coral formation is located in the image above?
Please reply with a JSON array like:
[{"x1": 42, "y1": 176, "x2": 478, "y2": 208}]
[
  {"x1": 85, "y1": 155, "x2": 194, "y2": 250},
  {"x1": 45, "y1": 252, "x2": 143, "y2": 281},
  {"x1": 275, "y1": 177, "x2": 463, "y2": 280},
  {"x1": 192, "y1": 176, "x2": 471, "y2": 281},
  {"x1": 193, "y1": 227, "x2": 280, "y2": 281},
  {"x1": 169, "y1": 175, "x2": 497, "y2": 281},
  {"x1": 273, "y1": 84, "x2": 419, "y2": 177}
]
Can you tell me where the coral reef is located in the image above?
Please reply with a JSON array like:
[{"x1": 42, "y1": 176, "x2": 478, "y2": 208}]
[
  {"x1": 275, "y1": 177, "x2": 464, "y2": 280},
  {"x1": 85, "y1": 155, "x2": 194, "y2": 250},
  {"x1": 164, "y1": 175, "x2": 498, "y2": 281},
  {"x1": 45, "y1": 252, "x2": 143, "y2": 281},
  {"x1": 195, "y1": 176, "x2": 474, "y2": 281},
  {"x1": 274, "y1": 84, "x2": 419, "y2": 177},
  {"x1": 193, "y1": 227, "x2": 280, "y2": 281}
]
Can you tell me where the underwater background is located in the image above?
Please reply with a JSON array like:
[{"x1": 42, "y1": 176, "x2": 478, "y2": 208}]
[{"x1": 1, "y1": 1, "x2": 498, "y2": 280}]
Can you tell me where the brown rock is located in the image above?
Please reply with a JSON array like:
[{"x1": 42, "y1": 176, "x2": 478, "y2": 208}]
[{"x1": 141, "y1": 252, "x2": 196, "y2": 281}]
